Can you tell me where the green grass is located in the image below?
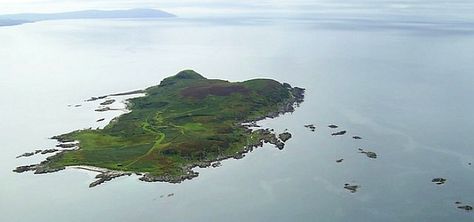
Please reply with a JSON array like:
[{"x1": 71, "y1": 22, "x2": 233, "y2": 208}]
[{"x1": 45, "y1": 70, "x2": 299, "y2": 177}]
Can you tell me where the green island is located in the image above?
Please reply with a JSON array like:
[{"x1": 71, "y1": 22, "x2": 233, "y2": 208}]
[{"x1": 14, "y1": 70, "x2": 304, "y2": 187}]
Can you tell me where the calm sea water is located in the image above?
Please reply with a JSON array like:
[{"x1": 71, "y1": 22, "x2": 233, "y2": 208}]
[{"x1": 0, "y1": 17, "x2": 473, "y2": 222}]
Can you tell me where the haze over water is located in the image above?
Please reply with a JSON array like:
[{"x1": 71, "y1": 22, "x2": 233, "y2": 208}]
[{"x1": 1, "y1": 1, "x2": 474, "y2": 221}]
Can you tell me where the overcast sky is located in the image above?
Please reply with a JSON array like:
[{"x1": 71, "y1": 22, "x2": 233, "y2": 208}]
[{"x1": 0, "y1": 0, "x2": 473, "y2": 21}]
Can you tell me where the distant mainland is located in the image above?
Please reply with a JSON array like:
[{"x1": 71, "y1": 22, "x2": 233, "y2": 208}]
[{"x1": 0, "y1": 8, "x2": 175, "y2": 27}]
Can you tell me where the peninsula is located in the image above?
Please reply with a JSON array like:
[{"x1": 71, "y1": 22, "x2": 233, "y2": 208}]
[
  {"x1": 14, "y1": 70, "x2": 304, "y2": 186},
  {"x1": 0, "y1": 8, "x2": 175, "y2": 27}
]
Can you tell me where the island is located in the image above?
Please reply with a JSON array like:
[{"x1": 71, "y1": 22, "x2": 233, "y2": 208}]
[
  {"x1": 0, "y1": 8, "x2": 175, "y2": 27},
  {"x1": 14, "y1": 70, "x2": 305, "y2": 187},
  {"x1": 0, "y1": 19, "x2": 30, "y2": 26}
]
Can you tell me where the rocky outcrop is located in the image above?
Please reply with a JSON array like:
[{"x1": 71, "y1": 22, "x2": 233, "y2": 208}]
[
  {"x1": 344, "y1": 183, "x2": 360, "y2": 193},
  {"x1": 86, "y1": 96, "x2": 107, "y2": 102},
  {"x1": 100, "y1": 99, "x2": 116, "y2": 106},
  {"x1": 304, "y1": 124, "x2": 316, "y2": 132},
  {"x1": 358, "y1": 148, "x2": 377, "y2": 159},
  {"x1": 40, "y1": 149, "x2": 59, "y2": 154},
  {"x1": 331, "y1": 130, "x2": 346, "y2": 136},
  {"x1": 139, "y1": 170, "x2": 199, "y2": 183},
  {"x1": 34, "y1": 165, "x2": 65, "y2": 174},
  {"x1": 95, "y1": 107, "x2": 112, "y2": 112},
  {"x1": 432, "y1": 177, "x2": 447, "y2": 185},
  {"x1": 455, "y1": 202, "x2": 473, "y2": 211},
  {"x1": 56, "y1": 143, "x2": 78, "y2": 149},
  {"x1": 89, "y1": 171, "x2": 132, "y2": 188},
  {"x1": 278, "y1": 132, "x2": 292, "y2": 142},
  {"x1": 16, "y1": 152, "x2": 35, "y2": 158},
  {"x1": 13, "y1": 164, "x2": 38, "y2": 173}
]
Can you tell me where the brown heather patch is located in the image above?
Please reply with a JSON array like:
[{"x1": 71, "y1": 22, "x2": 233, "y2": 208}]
[{"x1": 180, "y1": 83, "x2": 250, "y2": 99}]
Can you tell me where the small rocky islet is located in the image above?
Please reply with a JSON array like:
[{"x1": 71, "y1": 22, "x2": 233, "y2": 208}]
[
  {"x1": 344, "y1": 183, "x2": 360, "y2": 193},
  {"x1": 331, "y1": 130, "x2": 347, "y2": 136},
  {"x1": 14, "y1": 70, "x2": 305, "y2": 187},
  {"x1": 358, "y1": 148, "x2": 377, "y2": 159},
  {"x1": 431, "y1": 177, "x2": 447, "y2": 185},
  {"x1": 99, "y1": 99, "x2": 116, "y2": 106},
  {"x1": 304, "y1": 124, "x2": 316, "y2": 132},
  {"x1": 455, "y1": 202, "x2": 473, "y2": 211}
]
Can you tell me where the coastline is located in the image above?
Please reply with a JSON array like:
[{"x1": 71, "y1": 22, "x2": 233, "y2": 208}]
[{"x1": 14, "y1": 82, "x2": 305, "y2": 187}]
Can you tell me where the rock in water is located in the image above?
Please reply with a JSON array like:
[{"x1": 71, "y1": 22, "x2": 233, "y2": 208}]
[
  {"x1": 13, "y1": 164, "x2": 37, "y2": 173},
  {"x1": 457, "y1": 205, "x2": 473, "y2": 211},
  {"x1": 331, "y1": 130, "x2": 346, "y2": 136},
  {"x1": 100, "y1": 99, "x2": 116, "y2": 106},
  {"x1": 304, "y1": 124, "x2": 316, "y2": 131},
  {"x1": 89, "y1": 171, "x2": 132, "y2": 188},
  {"x1": 328, "y1": 124, "x2": 338, "y2": 128},
  {"x1": 95, "y1": 107, "x2": 112, "y2": 112},
  {"x1": 16, "y1": 152, "x2": 35, "y2": 158},
  {"x1": 40, "y1": 149, "x2": 59, "y2": 154},
  {"x1": 352, "y1": 136, "x2": 362, "y2": 139},
  {"x1": 358, "y1": 148, "x2": 377, "y2": 159},
  {"x1": 344, "y1": 183, "x2": 360, "y2": 193},
  {"x1": 432, "y1": 178, "x2": 447, "y2": 185},
  {"x1": 278, "y1": 132, "x2": 292, "y2": 142}
]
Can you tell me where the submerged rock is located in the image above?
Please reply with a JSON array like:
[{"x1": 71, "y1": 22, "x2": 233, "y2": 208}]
[
  {"x1": 331, "y1": 130, "x2": 346, "y2": 136},
  {"x1": 358, "y1": 148, "x2": 377, "y2": 159}
]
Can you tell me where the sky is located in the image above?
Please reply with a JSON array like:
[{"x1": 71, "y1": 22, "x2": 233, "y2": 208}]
[{"x1": 0, "y1": 0, "x2": 473, "y2": 22}]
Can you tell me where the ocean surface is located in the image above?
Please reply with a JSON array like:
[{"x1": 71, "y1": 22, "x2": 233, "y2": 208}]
[{"x1": 0, "y1": 16, "x2": 473, "y2": 222}]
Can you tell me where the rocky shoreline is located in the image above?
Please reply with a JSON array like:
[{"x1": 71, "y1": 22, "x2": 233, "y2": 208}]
[
  {"x1": 13, "y1": 84, "x2": 305, "y2": 187},
  {"x1": 135, "y1": 84, "x2": 304, "y2": 184}
]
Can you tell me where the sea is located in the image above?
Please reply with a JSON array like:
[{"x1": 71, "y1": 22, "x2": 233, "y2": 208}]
[{"x1": 0, "y1": 14, "x2": 473, "y2": 222}]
